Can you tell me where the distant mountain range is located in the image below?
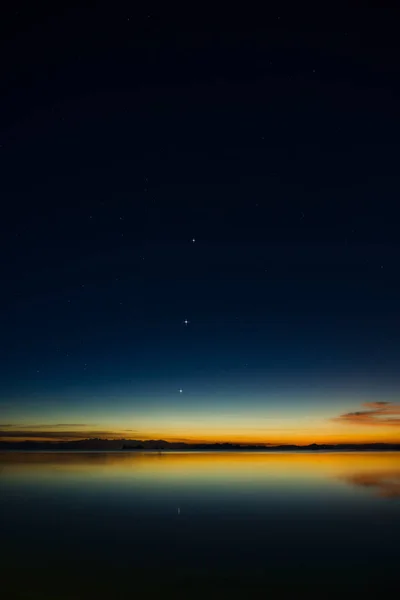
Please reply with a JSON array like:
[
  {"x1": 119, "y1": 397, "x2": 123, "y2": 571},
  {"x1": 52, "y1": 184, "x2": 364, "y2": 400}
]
[{"x1": 0, "y1": 438, "x2": 399, "y2": 451}]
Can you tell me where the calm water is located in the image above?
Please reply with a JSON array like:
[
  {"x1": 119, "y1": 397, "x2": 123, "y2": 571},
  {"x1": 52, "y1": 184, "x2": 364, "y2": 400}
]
[{"x1": 1, "y1": 451, "x2": 399, "y2": 598}]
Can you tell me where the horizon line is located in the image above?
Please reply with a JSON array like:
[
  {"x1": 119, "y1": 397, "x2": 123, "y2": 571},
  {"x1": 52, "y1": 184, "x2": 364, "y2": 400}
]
[{"x1": 1, "y1": 437, "x2": 400, "y2": 448}]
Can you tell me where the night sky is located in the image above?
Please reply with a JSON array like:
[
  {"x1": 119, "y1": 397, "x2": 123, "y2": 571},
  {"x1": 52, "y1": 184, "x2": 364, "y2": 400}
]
[{"x1": 1, "y1": 2, "x2": 400, "y2": 444}]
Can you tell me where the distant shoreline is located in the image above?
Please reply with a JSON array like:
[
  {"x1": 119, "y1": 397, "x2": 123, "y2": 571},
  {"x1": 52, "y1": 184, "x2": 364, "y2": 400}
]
[
  {"x1": 1, "y1": 440, "x2": 399, "y2": 452},
  {"x1": 1, "y1": 449, "x2": 399, "y2": 453}
]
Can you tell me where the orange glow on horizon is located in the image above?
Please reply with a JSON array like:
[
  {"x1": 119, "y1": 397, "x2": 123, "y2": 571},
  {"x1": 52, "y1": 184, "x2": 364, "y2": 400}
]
[
  {"x1": 1, "y1": 427, "x2": 399, "y2": 445},
  {"x1": 2, "y1": 401, "x2": 399, "y2": 445}
]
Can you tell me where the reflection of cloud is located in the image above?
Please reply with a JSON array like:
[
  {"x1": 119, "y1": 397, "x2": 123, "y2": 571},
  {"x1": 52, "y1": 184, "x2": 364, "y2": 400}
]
[
  {"x1": 333, "y1": 402, "x2": 400, "y2": 427},
  {"x1": 340, "y1": 470, "x2": 400, "y2": 498}
]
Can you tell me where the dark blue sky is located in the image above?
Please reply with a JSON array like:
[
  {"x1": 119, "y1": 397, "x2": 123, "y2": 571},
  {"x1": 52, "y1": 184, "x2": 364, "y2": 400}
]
[{"x1": 1, "y1": 2, "x2": 400, "y2": 442}]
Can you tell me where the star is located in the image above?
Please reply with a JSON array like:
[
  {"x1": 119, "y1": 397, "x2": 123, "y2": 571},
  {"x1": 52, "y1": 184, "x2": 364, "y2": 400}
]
[
  {"x1": 183, "y1": 319, "x2": 189, "y2": 325},
  {"x1": 179, "y1": 389, "x2": 183, "y2": 393},
  {"x1": 192, "y1": 238, "x2": 195, "y2": 243}
]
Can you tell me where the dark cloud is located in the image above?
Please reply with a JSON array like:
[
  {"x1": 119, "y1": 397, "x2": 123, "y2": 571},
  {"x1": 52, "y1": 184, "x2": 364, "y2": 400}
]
[
  {"x1": 0, "y1": 430, "x2": 120, "y2": 440},
  {"x1": 332, "y1": 402, "x2": 400, "y2": 427},
  {"x1": 20, "y1": 423, "x2": 90, "y2": 428}
]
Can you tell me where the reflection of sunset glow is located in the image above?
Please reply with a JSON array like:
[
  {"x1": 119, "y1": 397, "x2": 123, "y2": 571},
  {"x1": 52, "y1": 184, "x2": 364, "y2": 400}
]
[{"x1": 2, "y1": 451, "x2": 399, "y2": 494}]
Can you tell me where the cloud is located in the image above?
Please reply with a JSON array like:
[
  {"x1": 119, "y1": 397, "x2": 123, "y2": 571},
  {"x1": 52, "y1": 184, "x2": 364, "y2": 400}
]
[
  {"x1": 11, "y1": 423, "x2": 90, "y2": 429},
  {"x1": 0, "y1": 424, "x2": 140, "y2": 441},
  {"x1": 333, "y1": 402, "x2": 400, "y2": 427},
  {"x1": 0, "y1": 423, "x2": 89, "y2": 429},
  {"x1": 0, "y1": 430, "x2": 121, "y2": 440}
]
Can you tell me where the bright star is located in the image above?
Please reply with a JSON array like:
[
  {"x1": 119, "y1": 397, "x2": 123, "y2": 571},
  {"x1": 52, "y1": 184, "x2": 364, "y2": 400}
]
[{"x1": 179, "y1": 389, "x2": 183, "y2": 393}]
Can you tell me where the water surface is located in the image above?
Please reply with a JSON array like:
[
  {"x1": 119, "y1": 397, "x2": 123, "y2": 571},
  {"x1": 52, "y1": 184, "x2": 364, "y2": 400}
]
[{"x1": 1, "y1": 451, "x2": 399, "y2": 598}]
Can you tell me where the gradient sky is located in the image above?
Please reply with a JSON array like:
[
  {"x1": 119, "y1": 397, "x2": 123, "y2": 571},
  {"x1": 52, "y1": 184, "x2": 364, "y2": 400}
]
[{"x1": 1, "y1": 3, "x2": 400, "y2": 444}]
